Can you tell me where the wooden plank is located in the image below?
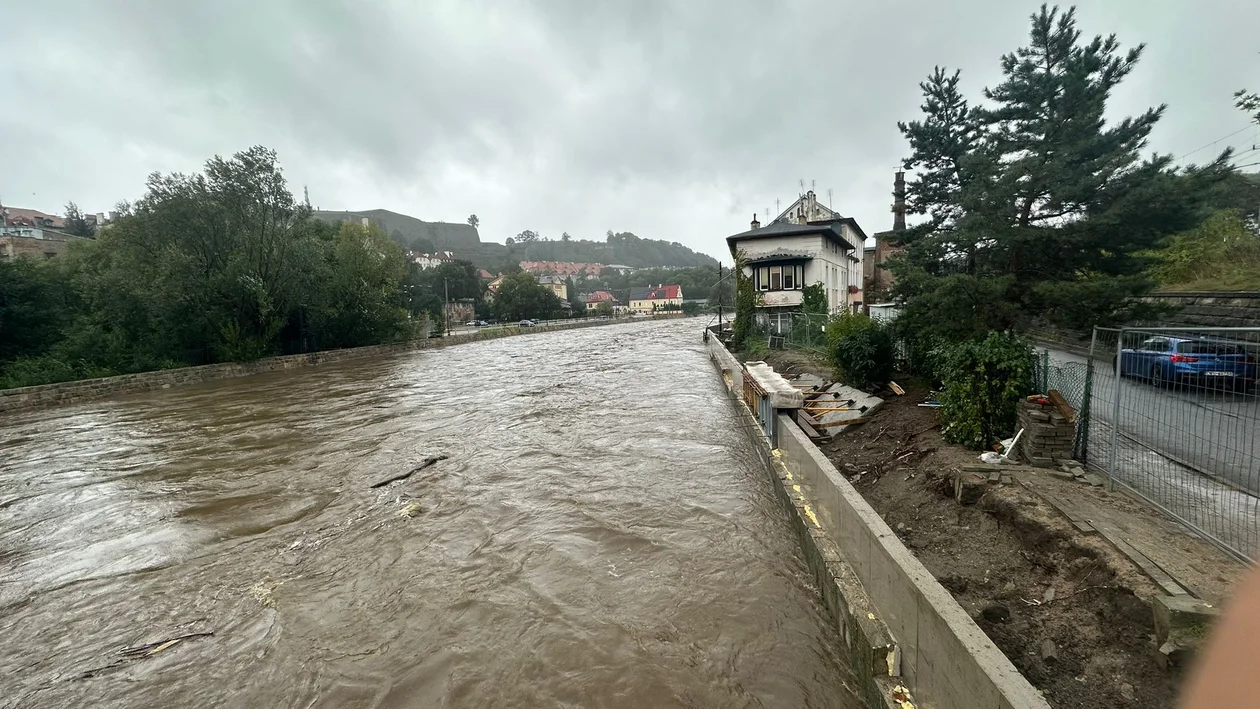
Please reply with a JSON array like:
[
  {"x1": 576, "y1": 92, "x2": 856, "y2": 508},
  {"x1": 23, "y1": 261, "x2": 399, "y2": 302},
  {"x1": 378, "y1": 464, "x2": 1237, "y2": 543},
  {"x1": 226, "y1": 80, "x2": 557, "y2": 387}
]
[
  {"x1": 815, "y1": 416, "x2": 872, "y2": 429},
  {"x1": 1092, "y1": 521, "x2": 1190, "y2": 596},
  {"x1": 797, "y1": 410, "x2": 824, "y2": 428},
  {"x1": 1015, "y1": 479, "x2": 1097, "y2": 535},
  {"x1": 1047, "y1": 389, "x2": 1077, "y2": 423},
  {"x1": 807, "y1": 406, "x2": 855, "y2": 413},
  {"x1": 888, "y1": 381, "x2": 905, "y2": 396}
]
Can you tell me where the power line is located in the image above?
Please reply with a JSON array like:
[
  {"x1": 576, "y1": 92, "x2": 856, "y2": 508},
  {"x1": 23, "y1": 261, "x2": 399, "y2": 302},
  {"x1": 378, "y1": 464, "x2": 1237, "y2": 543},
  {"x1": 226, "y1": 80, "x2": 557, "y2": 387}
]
[
  {"x1": 1180, "y1": 125, "x2": 1255, "y2": 160},
  {"x1": 1231, "y1": 159, "x2": 1260, "y2": 170}
]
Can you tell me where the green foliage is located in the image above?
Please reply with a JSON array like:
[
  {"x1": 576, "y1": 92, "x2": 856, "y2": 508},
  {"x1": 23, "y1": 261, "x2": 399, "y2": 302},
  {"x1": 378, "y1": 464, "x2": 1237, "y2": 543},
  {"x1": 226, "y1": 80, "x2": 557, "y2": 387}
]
[
  {"x1": 62, "y1": 201, "x2": 96, "y2": 238},
  {"x1": 824, "y1": 311, "x2": 876, "y2": 351},
  {"x1": 1237, "y1": 89, "x2": 1260, "y2": 126},
  {"x1": 0, "y1": 146, "x2": 420, "y2": 389},
  {"x1": 730, "y1": 251, "x2": 760, "y2": 351},
  {"x1": 1148, "y1": 210, "x2": 1260, "y2": 291},
  {"x1": 826, "y1": 314, "x2": 894, "y2": 387},
  {"x1": 892, "y1": 5, "x2": 1231, "y2": 340},
  {"x1": 491, "y1": 271, "x2": 561, "y2": 321},
  {"x1": 596, "y1": 300, "x2": 614, "y2": 316},
  {"x1": 801, "y1": 283, "x2": 828, "y2": 314},
  {"x1": 0, "y1": 257, "x2": 69, "y2": 362},
  {"x1": 937, "y1": 333, "x2": 1037, "y2": 450}
]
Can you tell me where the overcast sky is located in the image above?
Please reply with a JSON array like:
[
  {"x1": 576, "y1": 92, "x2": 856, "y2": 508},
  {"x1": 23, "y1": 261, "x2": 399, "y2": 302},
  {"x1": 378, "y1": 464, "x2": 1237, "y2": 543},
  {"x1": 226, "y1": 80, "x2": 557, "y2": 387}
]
[{"x1": 3, "y1": 0, "x2": 1257, "y2": 261}]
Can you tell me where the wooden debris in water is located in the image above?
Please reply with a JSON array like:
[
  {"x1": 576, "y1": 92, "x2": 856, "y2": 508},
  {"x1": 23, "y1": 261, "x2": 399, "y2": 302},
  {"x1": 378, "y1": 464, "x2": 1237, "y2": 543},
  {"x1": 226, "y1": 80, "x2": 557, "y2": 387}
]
[{"x1": 370, "y1": 454, "x2": 449, "y2": 488}]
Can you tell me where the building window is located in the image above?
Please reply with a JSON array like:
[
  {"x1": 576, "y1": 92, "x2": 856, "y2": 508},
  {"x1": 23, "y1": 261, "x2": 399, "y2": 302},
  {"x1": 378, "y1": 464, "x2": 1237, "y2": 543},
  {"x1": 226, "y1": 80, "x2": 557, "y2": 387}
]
[
  {"x1": 782, "y1": 265, "x2": 794, "y2": 290},
  {"x1": 795, "y1": 265, "x2": 804, "y2": 289},
  {"x1": 758, "y1": 266, "x2": 769, "y2": 291},
  {"x1": 770, "y1": 266, "x2": 782, "y2": 290}
]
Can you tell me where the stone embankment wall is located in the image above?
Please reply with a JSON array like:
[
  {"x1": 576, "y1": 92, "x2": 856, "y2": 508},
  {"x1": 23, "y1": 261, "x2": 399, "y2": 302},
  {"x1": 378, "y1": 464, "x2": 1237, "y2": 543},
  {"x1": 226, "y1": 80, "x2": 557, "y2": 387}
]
[
  {"x1": 0, "y1": 317, "x2": 670, "y2": 415},
  {"x1": 707, "y1": 336, "x2": 1050, "y2": 709},
  {"x1": 1138, "y1": 291, "x2": 1260, "y2": 329}
]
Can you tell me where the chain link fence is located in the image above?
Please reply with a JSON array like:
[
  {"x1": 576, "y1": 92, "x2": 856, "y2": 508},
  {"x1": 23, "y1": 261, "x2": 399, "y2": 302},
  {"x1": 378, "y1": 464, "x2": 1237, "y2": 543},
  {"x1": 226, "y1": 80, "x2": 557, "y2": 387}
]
[
  {"x1": 761, "y1": 311, "x2": 830, "y2": 356},
  {"x1": 1037, "y1": 327, "x2": 1260, "y2": 561}
]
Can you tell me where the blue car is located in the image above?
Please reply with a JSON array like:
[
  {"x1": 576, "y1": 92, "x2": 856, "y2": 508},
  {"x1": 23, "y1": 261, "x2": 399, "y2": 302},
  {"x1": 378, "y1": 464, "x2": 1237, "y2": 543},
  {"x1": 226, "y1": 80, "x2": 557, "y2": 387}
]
[{"x1": 1119, "y1": 336, "x2": 1257, "y2": 391}]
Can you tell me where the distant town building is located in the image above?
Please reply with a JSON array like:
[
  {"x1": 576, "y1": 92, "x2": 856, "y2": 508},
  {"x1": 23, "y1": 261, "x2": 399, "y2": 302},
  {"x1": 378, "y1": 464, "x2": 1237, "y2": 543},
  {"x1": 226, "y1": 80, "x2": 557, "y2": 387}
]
[
  {"x1": 2, "y1": 207, "x2": 65, "y2": 230},
  {"x1": 408, "y1": 250, "x2": 456, "y2": 269},
  {"x1": 520, "y1": 261, "x2": 604, "y2": 279},
  {"x1": 0, "y1": 227, "x2": 84, "y2": 261},
  {"x1": 537, "y1": 275, "x2": 569, "y2": 301},
  {"x1": 478, "y1": 269, "x2": 495, "y2": 280},
  {"x1": 582, "y1": 290, "x2": 620, "y2": 310},
  {"x1": 628, "y1": 284, "x2": 683, "y2": 313}
]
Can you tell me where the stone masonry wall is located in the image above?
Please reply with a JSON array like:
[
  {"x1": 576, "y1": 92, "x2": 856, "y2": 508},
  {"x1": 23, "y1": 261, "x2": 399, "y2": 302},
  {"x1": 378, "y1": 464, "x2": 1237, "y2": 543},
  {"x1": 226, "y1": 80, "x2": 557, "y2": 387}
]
[
  {"x1": 0, "y1": 317, "x2": 675, "y2": 415},
  {"x1": 1137, "y1": 292, "x2": 1260, "y2": 329}
]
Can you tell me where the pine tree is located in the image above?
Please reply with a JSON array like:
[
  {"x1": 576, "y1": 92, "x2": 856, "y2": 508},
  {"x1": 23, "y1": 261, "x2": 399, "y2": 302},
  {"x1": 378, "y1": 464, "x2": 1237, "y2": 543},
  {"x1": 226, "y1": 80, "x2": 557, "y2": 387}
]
[
  {"x1": 892, "y1": 4, "x2": 1231, "y2": 338},
  {"x1": 897, "y1": 67, "x2": 982, "y2": 237},
  {"x1": 63, "y1": 201, "x2": 96, "y2": 237}
]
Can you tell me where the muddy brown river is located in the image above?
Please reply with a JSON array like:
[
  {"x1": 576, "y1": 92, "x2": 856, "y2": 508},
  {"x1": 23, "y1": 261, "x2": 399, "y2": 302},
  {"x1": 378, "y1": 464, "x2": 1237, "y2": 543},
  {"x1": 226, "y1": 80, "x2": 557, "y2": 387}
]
[{"x1": 0, "y1": 319, "x2": 857, "y2": 708}]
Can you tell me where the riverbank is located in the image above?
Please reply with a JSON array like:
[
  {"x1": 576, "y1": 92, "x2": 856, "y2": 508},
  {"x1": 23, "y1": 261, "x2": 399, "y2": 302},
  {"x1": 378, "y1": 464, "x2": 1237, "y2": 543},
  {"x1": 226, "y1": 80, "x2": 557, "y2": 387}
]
[
  {"x1": 0, "y1": 315, "x2": 681, "y2": 415},
  {"x1": 707, "y1": 335, "x2": 1049, "y2": 709},
  {"x1": 742, "y1": 344, "x2": 1245, "y2": 708}
]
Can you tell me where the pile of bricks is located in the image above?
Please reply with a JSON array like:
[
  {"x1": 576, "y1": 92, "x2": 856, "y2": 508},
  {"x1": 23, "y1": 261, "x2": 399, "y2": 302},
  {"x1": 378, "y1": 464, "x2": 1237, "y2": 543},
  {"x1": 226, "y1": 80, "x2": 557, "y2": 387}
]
[{"x1": 1017, "y1": 397, "x2": 1075, "y2": 467}]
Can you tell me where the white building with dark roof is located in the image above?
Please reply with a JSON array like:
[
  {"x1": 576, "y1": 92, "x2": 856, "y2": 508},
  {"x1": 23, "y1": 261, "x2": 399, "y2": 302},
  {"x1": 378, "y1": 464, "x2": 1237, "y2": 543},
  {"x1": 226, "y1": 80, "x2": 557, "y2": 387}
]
[{"x1": 725, "y1": 190, "x2": 866, "y2": 333}]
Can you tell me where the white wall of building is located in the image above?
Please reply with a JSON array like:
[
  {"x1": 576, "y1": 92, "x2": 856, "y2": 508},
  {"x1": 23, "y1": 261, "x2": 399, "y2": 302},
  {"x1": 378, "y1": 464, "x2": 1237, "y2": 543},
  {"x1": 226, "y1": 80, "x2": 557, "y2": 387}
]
[{"x1": 735, "y1": 230, "x2": 864, "y2": 313}]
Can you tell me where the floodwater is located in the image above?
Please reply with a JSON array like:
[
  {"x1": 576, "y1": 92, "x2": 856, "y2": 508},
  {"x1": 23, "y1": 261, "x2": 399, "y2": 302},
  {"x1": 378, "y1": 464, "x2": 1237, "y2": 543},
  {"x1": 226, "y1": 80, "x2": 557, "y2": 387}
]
[{"x1": 0, "y1": 318, "x2": 857, "y2": 708}]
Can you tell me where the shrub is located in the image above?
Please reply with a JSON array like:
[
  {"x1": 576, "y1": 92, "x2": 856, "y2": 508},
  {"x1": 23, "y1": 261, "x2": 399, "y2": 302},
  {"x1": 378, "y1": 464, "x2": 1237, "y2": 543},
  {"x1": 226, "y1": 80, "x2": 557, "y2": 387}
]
[
  {"x1": 824, "y1": 311, "x2": 873, "y2": 352},
  {"x1": 832, "y1": 325, "x2": 895, "y2": 387},
  {"x1": 937, "y1": 332, "x2": 1037, "y2": 450},
  {"x1": 825, "y1": 313, "x2": 894, "y2": 387}
]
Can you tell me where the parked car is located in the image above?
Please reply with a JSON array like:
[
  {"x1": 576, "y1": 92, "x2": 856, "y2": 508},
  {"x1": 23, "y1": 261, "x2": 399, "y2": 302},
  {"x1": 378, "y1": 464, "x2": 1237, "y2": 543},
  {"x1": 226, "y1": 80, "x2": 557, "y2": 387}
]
[
  {"x1": 518, "y1": 320, "x2": 536, "y2": 327},
  {"x1": 1119, "y1": 336, "x2": 1257, "y2": 391}
]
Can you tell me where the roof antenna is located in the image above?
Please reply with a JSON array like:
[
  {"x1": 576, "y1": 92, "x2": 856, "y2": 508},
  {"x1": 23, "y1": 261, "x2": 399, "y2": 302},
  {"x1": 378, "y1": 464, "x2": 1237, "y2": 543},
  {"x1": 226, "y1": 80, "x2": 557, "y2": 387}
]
[
  {"x1": 799, "y1": 178, "x2": 805, "y2": 195},
  {"x1": 827, "y1": 188, "x2": 833, "y2": 210}
]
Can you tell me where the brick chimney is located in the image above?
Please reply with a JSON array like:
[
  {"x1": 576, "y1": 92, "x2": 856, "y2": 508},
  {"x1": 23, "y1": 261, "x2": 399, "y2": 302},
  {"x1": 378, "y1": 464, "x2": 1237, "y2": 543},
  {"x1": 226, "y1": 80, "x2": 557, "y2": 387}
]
[
  {"x1": 892, "y1": 171, "x2": 906, "y2": 232},
  {"x1": 751, "y1": 213, "x2": 760, "y2": 230}
]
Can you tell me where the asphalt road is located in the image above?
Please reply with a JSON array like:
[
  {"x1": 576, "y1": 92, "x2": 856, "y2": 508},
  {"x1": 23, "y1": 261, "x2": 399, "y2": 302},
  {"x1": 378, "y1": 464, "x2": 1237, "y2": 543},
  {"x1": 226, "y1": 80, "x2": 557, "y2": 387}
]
[
  {"x1": 1045, "y1": 347, "x2": 1260, "y2": 493},
  {"x1": 1042, "y1": 346, "x2": 1260, "y2": 557}
]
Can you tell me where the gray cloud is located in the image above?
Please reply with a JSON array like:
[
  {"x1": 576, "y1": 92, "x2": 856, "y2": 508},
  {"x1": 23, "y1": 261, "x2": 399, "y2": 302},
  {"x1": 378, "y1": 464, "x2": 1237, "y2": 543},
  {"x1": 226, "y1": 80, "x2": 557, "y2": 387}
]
[{"x1": 2, "y1": 0, "x2": 1257, "y2": 259}]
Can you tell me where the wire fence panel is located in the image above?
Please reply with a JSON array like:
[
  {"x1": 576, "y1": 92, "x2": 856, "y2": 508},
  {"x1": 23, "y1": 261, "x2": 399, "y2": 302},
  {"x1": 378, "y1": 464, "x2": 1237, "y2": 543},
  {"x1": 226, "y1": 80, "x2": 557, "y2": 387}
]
[{"x1": 1045, "y1": 326, "x2": 1260, "y2": 561}]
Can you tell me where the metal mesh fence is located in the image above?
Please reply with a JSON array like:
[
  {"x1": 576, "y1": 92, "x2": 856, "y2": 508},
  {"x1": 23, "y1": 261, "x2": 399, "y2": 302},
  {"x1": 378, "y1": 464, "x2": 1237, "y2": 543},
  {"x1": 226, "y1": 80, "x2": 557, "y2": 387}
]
[{"x1": 1038, "y1": 327, "x2": 1260, "y2": 561}]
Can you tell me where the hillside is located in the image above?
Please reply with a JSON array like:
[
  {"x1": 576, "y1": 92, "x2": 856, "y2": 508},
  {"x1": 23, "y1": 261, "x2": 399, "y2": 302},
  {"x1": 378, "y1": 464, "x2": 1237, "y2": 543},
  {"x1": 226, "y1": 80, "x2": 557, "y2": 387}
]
[
  {"x1": 313, "y1": 209, "x2": 481, "y2": 257},
  {"x1": 314, "y1": 209, "x2": 717, "y2": 272},
  {"x1": 475, "y1": 232, "x2": 717, "y2": 273}
]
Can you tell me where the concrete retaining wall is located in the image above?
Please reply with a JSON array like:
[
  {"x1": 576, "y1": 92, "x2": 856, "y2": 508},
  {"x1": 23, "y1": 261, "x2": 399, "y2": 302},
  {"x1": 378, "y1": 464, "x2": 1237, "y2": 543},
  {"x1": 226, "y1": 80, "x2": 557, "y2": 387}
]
[
  {"x1": 707, "y1": 337, "x2": 1049, "y2": 709},
  {"x1": 1, "y1": 317, "x2": 669, "y2": 415}
]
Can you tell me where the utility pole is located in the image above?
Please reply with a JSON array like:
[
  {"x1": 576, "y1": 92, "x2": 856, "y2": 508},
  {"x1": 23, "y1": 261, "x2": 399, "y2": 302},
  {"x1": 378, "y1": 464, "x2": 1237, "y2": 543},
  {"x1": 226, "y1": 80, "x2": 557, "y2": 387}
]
[
  {"x1": 715, "y1": 263, "x2": 725, "y2": 332},
  {"x1": 444, "y1": 277, "x2": 450, "y2": 336}
]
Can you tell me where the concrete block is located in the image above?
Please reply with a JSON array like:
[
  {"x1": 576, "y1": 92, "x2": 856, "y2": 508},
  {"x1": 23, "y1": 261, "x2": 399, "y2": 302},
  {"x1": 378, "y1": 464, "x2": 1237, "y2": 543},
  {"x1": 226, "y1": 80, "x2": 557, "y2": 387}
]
[{"x1": 1153, "y1": 594, "x2": 1219, "y2": 670}]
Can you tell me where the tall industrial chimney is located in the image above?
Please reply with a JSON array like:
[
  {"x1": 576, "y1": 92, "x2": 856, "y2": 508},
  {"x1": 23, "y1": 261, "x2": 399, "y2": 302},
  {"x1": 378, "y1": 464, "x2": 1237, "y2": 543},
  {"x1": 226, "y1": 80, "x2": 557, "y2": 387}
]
[{"x1": 892, "y1": 171, "x2": 907, "y2": 232}]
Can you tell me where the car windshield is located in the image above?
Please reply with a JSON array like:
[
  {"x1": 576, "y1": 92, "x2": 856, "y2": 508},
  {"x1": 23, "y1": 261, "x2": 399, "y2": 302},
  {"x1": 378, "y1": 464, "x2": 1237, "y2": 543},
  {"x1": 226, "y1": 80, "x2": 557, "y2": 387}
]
[{"x1": 1177, "y1": 341, "x2": 1243, "y2": 355}]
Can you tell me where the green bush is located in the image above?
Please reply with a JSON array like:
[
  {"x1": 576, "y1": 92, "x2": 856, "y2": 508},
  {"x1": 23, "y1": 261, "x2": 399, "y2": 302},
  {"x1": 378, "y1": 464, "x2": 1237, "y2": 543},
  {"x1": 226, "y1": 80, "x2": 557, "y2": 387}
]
[
  {"x1": 825, "y1": 314, "x2": 894, "y2": 387},
  {"x1": 824, "y1": 311, "x2": 873, "y2": 351},
  {"x1": 833, "y1": 325, "x2": 895, "y2": 387},
  {"x1": 938, "y1": 332, "x2": 1037, "y2": 450}
]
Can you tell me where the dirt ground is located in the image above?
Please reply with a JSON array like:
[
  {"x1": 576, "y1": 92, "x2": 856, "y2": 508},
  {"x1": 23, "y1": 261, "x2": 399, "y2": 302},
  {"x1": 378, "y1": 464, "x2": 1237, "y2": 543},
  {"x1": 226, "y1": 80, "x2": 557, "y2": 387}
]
[
  {"x1": 757, "y1": 347, "x2": 1248, "y2": 706},
  {"x1": 799, "y1": 373, "x2": 1244, "y2": 708}
]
